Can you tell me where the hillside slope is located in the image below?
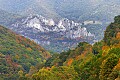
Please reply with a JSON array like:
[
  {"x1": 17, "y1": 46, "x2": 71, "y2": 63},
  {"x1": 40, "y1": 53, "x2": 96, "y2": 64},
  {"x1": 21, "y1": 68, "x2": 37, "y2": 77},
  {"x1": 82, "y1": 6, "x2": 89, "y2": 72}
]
[
  {"x1": 30, "y1": 15, "x2": 120, "y2": 80},
  {"x1": 0, "y1": 25, "x2": 51, "y2": 80}
]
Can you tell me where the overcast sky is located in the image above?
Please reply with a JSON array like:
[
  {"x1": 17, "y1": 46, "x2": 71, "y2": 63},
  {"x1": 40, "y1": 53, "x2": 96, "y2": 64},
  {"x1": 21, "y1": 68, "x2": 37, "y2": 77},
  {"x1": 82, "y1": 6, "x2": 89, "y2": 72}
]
[
  {"x1": 0, "y1": 0, "x2": 119, "y2": 15},
  {"x1": 0, "y1": 0, "x2": 33, "y2": 12}
]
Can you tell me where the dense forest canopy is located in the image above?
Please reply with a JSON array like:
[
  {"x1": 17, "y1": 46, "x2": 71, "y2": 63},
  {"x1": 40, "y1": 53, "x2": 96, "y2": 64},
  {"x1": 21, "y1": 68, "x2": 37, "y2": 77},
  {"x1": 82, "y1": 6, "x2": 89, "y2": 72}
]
[{"x1": 0, "y1": 25, "x2": 51, "y2": 80}]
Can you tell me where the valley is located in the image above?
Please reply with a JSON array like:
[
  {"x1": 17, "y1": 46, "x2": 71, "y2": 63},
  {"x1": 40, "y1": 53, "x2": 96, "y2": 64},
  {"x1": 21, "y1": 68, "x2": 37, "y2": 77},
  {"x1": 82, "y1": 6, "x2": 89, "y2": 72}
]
[{"x1": 0, "y1": 0, "x2": 120, "y2": 80}]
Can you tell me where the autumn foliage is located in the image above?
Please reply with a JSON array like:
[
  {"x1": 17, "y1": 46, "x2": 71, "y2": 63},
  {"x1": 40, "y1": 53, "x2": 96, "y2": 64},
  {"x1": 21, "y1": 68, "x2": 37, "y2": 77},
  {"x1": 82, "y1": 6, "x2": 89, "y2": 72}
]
[{"x1": 2, "y1": 15, "x2": 120, "y2": 80}]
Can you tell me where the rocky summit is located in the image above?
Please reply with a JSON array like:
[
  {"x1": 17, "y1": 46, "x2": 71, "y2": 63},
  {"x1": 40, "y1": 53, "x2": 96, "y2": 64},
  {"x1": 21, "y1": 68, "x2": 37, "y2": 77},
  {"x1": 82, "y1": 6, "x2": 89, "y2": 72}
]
[{"x1": 10, "y1": 14, "x2": 95, "y2": 52}]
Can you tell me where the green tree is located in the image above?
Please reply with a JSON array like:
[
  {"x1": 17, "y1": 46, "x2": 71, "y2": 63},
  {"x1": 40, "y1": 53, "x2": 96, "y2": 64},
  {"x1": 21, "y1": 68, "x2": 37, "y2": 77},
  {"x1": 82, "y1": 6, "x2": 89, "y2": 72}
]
[
  {"x1": 51, "y1": 66, "x2": 78, "y2": 80},
  {"x1": 32, "y1": 68, "x2": 58, "y2": 80},
  {"x1": 99, "y1": 53, "x2": 119, "y2": 80}
]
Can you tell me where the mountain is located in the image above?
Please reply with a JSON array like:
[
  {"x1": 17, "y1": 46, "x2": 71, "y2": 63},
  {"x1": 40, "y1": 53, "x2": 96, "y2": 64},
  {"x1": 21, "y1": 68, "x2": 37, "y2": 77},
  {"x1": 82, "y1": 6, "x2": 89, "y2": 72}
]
[
  {"x1": 0, "y1": 0, "x2": 120, "y2": 45},
  {"x1": 1, "y1": 0, "x2": 120, "y2": 22},
  {"x1": 0, "y1": 1, "x2": 120, "y2": 49},
  {"x1": 29, "y1": 15, "x2": 120, "y2": 80},
  {"x1": 9, "y1": 14, "x2": 95, "y2": 52},
  {"x1": 0, "y1": 0, "x2": 61, "y2": 21},
  {"x1": 54, "y1": 0, "x2": 120, "y2": 22},
  {"x1": 78, "y1": 1, "x2": 120, "y2": 22},
  {"x1": 0, "y1": 25, "x2": 51, "y2": 79}
]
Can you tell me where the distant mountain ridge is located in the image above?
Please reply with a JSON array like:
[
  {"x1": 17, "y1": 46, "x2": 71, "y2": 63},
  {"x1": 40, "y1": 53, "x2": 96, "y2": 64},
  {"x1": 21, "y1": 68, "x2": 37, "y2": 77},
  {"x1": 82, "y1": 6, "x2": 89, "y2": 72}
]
[
  {"x1": 9, "y1": 14, "x2": 95, "y2": 52},
  {"x1": 78, "y1": 1, "x2": 120, "y2": 22},
  {"x1": 0, "y1": 0, "x2": 120, "y2": 22}
]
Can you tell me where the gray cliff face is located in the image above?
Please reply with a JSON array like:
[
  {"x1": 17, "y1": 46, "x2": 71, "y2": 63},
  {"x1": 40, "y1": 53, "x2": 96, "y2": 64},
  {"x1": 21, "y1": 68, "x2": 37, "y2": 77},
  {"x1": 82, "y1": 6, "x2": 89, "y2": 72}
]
[
  {"x1": 9, "y1": 14, "x2": 95, "y2": 52},
  {"x1": 10, "y1": 15, "x2": 94, "y2": 38}
]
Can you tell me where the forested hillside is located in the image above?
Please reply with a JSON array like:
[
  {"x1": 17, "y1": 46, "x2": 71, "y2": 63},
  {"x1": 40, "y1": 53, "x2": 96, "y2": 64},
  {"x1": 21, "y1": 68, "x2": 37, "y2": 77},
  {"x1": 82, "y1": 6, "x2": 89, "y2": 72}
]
[
  {"x1": 29, "y1": 15, "x2": 120, "y2": 80},
  {"x1": 0, "y1": 25, "x2": 51, "y2": 80}
]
